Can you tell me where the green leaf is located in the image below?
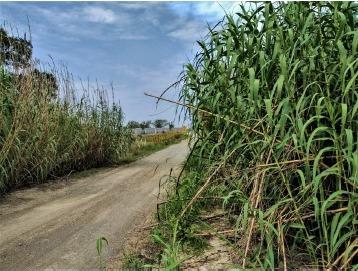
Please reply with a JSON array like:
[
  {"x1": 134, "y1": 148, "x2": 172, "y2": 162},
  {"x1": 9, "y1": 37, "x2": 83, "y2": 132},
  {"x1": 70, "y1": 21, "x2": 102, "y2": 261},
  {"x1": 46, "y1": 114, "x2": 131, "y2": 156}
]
[
  {"x1": 264, "y1": 99, "x2": 273, "y2": 124},
  {"x1": 96, "y1": 237, "x2": 109, "y2": 256},
  {"x1": 341, "y1": 103, "x2": 347, "y2": 131}
]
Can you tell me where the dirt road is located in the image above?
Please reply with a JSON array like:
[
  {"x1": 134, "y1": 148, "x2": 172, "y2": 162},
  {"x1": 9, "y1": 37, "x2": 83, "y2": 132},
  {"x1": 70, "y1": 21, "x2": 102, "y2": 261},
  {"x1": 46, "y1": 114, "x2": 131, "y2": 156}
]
[{"x1": 0, "y1": 140, "x2": 188, "y2": 270}]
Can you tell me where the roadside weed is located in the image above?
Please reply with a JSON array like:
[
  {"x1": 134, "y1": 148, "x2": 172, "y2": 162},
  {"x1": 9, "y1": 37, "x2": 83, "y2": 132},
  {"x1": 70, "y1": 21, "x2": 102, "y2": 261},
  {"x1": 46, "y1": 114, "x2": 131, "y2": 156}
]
[{"x1": 96, "y1": 236, "x2": 109, "y2": 268}]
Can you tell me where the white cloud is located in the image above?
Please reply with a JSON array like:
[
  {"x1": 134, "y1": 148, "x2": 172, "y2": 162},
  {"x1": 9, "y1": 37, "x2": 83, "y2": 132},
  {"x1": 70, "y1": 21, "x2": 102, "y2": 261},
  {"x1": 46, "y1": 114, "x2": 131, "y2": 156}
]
[
  {"x1": 166, "y1": 2, "x2": 256, "y2": 43},
  {"x1": 169, "y1": 2, "x2": 244, "y2": 22},
  {"x1": 165, "y1": 2, "x2": 243, "y2": 42},
  {"x1": 82, "y1": 6, "x2": 117, "y2": 24},
  {"x1": 168, "y1": 21, "x2": 207, "y2": 42},
  {"x1": 34, "y1": 5, "x2": 119, "y2": 25},
  {"x1": 193, "y1": 2, "x2": 227, "y2": 19},
  {"x1": 118, "y1": 33, "x2": 149, "y2": 40},
  {"x1": 116, "y1": 2, "x2": 154, "y2": 10},
  {"x1": 194, "y1": 2, "x2": 247, "y2": 18}
]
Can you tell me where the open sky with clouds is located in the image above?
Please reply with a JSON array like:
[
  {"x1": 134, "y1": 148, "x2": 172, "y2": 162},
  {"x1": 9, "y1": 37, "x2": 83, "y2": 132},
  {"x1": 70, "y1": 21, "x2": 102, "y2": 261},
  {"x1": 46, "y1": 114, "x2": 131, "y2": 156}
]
[{"x1": 0, "y1": 1, "x2": 240, "y2": 125}]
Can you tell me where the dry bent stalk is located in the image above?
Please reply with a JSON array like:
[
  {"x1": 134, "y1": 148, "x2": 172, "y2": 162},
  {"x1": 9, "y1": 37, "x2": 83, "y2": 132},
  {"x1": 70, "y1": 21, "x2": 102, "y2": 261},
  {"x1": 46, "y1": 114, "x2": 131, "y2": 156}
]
[
  {"x1": 144, "y1": 92, "x2": 324, "y2": 164},
  {"x1": 144, "y1": 92, "x2": 265, "y2": 137},
  {"x1": 179, "y1": 148, "x2": 238, "y2": 219},
  {"x1": 243, "y1": 141, "x2": 274, "y2": 268}
]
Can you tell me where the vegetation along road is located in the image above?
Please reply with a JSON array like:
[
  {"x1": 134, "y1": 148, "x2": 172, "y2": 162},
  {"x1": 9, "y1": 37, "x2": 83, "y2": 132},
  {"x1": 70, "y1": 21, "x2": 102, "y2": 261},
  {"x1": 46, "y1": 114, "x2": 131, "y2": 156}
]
[{"x1": 0, "y1": 140, "x2": 188, "y2": 269}]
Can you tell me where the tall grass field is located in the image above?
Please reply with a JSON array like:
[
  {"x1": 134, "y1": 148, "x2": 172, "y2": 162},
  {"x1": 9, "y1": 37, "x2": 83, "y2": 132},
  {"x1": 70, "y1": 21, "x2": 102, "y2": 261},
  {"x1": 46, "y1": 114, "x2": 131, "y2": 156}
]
[
  {"x1": 0, "y1": 29, "x2": 133, "y2": 193},
  {"x1": 155, "y1": 2, "x2": 357, "y2": 269}
]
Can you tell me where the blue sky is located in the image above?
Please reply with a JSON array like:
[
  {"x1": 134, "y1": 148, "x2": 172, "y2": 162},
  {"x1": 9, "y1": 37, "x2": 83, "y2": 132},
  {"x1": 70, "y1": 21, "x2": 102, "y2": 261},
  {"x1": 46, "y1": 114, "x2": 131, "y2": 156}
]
[{"x1": 0, "y1": 1, "x2": 240, "y2": 125}]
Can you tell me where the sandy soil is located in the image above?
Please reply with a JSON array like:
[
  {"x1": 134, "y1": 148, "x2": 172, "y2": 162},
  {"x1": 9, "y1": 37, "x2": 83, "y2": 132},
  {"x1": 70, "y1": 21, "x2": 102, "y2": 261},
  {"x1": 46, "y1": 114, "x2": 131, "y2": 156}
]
[{"x1": 0, "y1": 140, "x2": 188, "y2": 270}]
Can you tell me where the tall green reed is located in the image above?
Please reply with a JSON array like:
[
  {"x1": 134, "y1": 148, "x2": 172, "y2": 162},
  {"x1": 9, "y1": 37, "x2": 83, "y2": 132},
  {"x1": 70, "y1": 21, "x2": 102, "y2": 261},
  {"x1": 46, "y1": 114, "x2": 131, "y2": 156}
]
[
  {"x1": 172, "y1": 2, "x2": 357, "y2": 269},
  {"x1": 0, "y1": 43, "x2": 132, "y2": 193}
]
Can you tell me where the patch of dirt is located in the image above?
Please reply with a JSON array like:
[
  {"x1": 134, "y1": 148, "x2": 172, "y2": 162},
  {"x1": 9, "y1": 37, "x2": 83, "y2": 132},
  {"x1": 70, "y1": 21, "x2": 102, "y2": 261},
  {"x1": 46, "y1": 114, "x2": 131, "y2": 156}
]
[
  {"x1": 181, "y1": 210, "x2": 239, "y2": 270},
  {"x1": 181, "y1": 236, "x2": 236, "y2": 270},
  {"x1": 0, "y1": 140, "x2": 189, "y2": 269},
  {"x1": 106, "y1": 215, "x2": 160, "y2": 269}
]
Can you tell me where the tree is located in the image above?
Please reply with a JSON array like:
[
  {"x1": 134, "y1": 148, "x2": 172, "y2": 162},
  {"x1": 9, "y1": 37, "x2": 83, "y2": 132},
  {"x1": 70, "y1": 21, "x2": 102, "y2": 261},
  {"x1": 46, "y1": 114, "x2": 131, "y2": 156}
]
[
  {"x1": 139, "y1": 121, "x2": 151, "y2": 129},
  {"x1": 153, "y1": 119, "x2": 168, "y2": 128},
  {"x1": 0, "y1": 27, "x2": 32, "y2": 68},
  {"x1": 0, "y1": 27, "x2": 59, "y2": 98},
  {"x1": 33, "y1": 69, "x2": 58, "y2": 98},
  {"x1": 127, "y1": 121, "x2": 141, "y2": 129}
]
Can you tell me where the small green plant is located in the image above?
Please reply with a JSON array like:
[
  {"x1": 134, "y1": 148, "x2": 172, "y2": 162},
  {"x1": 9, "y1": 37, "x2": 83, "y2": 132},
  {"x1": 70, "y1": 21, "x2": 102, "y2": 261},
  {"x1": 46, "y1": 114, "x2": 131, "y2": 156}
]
[
  {"x1": 122, "y1": 253, "x2": 146, "y2": 270},
  {"x1": 151, "y1": 220, "x2": 183, "y2": 270},
  {"x1": 96, "y1": 236, "x2": 109, "y2": 268}
]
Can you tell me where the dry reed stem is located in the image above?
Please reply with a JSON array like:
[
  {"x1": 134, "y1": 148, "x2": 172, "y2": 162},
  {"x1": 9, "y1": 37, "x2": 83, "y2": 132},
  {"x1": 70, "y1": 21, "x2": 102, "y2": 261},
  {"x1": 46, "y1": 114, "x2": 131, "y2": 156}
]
[
  {"x1": 144, "y1": 92, "x2": 265, "y2": 136},
  {"x1": 243, "y1": 141, "x2": 274, "y2": 268},
  {"x1": 179, "y1": 148, "x2": 237, "y2": 219},
  {"x1": 200, "y1": 212, "x2": 227, "y2": 220},
  {"x1": 341, "y1": 242, "x2": 358, "y2": 269},
  {"x1": 144, "y1": 92, "x2": 317, "y2": 167},
  {"x1": 279, "y1": 206, "x2": 289, "y2": 271},
  {"x1": 328, "y1": 237, "x2": 357, "y2": 269},
  {"x1": 194, "y1": 206, "x2": 349, "y2": 237},
  {"x1": 140, "y1": 223, "x2": 160, "y2": 230},
  {"x1": 193, "y1": 229, "x2": 235, "y2": 237}
]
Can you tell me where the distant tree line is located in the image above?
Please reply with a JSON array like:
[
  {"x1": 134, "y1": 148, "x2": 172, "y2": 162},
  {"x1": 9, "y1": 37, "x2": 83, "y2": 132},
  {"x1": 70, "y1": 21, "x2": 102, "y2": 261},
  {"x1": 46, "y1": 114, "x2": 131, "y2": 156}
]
[{"x1": 127, "y1": 119, "x2": 174, "y2": 129}]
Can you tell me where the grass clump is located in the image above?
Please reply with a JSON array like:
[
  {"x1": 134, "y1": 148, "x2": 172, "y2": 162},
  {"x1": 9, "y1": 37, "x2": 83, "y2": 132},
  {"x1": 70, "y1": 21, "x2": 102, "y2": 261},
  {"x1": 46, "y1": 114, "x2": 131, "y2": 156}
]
[
  {"x1": 0, "y1": 28, "x2": 133, "y2": 193},
  {"x1": 121, "y1": 130, "x2": 188, "y2": 164},
  {"x1": 139, "y1": 129, "x2": 188, "y2": 145},
  {"x1": 156, "y1": 2, "x2": 358, "y2": 269}
]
